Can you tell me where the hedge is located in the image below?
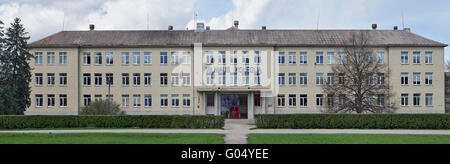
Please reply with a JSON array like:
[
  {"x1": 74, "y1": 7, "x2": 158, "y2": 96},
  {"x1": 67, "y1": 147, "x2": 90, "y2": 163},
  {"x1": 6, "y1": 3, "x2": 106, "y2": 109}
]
[
  {"x1": 255, "y1": 114, "x2": 450, "y2": 129},
  {"x1": 0, "y1": 115, "x2": 224, "y2": 129}
]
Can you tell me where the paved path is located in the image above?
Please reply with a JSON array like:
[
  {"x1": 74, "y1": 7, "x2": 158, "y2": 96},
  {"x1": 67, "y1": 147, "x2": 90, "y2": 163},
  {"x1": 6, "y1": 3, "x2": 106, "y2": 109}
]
[{"x1": 223, "y1": 119, "x2": 256, "y2": 144}]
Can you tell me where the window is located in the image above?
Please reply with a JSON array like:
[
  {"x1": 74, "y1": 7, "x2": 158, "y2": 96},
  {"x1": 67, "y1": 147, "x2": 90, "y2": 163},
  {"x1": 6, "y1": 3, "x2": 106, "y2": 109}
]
[
  {"x1": 171, "y1": 52, "x2": 179, "y2": 65},
  {"x1": 133, "y1": 95, "x2": 141, "y2": 107},
  {"x1": 133, "y1": 52, "x2": 141, "y2": 65},
  {"x1": 254, "y1": 68, "x2": 261, "y2": 86},
  {"x1": 46, "y1": 52, "x2": 55, "y2": 65},
  {"x1": 338, "y1": 73, "x2": 345, "y2": 85},
  {"x1": 160, "y1": 73, "x2": 168, "y2": 86},
  {"x1": 413, "y1": 52, "x2": 421, "y2": 64},
  {"x1": 254, "y1": 94, "x2": 261, "y2": 107},
  {"x1": 299, "y1": 52, "x2": 307, "y2": 64},
  {"x1": 425, "y1": 73, "x2": 433, "y2": 85},
  {"x1": 230, "y1": 51, "x2": 238, "y2": 64},
  {"x1": 401, "y1": 94, "x2": 409, "y2": 107},
  {"x1": 83, "y1": 52, "x2": 91, "y2": 65},
  {"x1": 316, "y1": 52, "x2": 324, "y2": 64},
  {"x1": 242, "y1": 51, "x2": 250, "y2": 64},
  {"x1": 327, "y1": 95, "x2": 335, "y2": 107},
  {"x1": 377, "y1": 94, "x2": 385, "y2": 107},
  {"x1": 377, "y1": 52, "x2": 385, "y2": 64},
  {"x1": 182, "y1": 73, "x2": 191, "y2": 86},
  {"x1": 94, "y1": 52, "x2": 102, "y2": 65},
  {"x1": 122, "y1": 52, "x2": 130, "y2": 65},
  {"x1": 425, "y1": 52, "x2": 433, "y2": 64},
  {"x1": 288, "y1": 73, "x2": 296, "y2": 86},
  {"x1": 206, "y1": 51, "x2": 214, "y2": 64},
  {"x1": 377, "y1": 73, "x2": 385, "y2": 85},
  {"x1": 425, "y1": 93, "x2": 433, "y2": 106},
  {"x1": 413, "y1": 93, "x2": 421, "y2": 106},
  {"x1": 277, "y1": 95, "x2": 285, "y2": 107},
  {"x1": 288, "y1": 52, "x2": 296, "y2": 64},
  {"x1": 219, "y1": 72, "x2": 226, "y2": 85},
  {"x1": 367, "y1": 74, "x2": 374, "y2": 86},
  {"x1": 365, "y1": 52, "x2": 373, "y2": 64},
  {"x1": 35, "y1": 52, "x2": 43, "y2": 64},
  {"x1": 367, "y1": 94, "x2": 375, "y2": 106},
  {"x1": 316, "y1": 94, "x2": 324, "y2": 107},
  {"x1": 288, "y1": 95, "x2": 296, "y2": 107},
  {"x1": 160, "y1": 52, "x2": 168, "y2": 64},
  {"x1": 243, "y1": 68, "x2": 250, "y2": 85},
  {"x1": 48, "y1": 94, "x2": 55, "y2": 107},
  {"x1": 218, "y1": 51, "x2": 226, "y2": 64},
  {"x1": 278, "y1": 73, "x2": 285, "y2": 86},
  {"x1": 59, "y1": 73, "x2": 67, "y2": 86},
  {"x1": 144, "y1": 73, "x2": 152, "y2": 86},
  {"x1": 230, "y1": 72, "x2": 238, "y2": 85},
  {"x1": 122, "y1": 95, "x2": 129, "y2": 108},
  {"x1": 47, "y1": 73, "x2": 55, "y2": 86},
  {"x1": 122, "y1": 73, "x2": 130, "y2": 86},
  {"x1": 93, "y1": 73, "x2": 102, "y2": 86},
  {"x1": 355, "y1": 52, "x2": 362, "y2": 63},
  {"x1": 183, "y1": 94, "x2": 191, "y2": 107},
  {"x1": 254, "y1": 51, "x2": 261, "y2": 64},
  {"x1": 300, "y1": 73, "x2": 307, "y2": 85},
  {"x1": 207, "y1": 72, "x2": 214, "y2": 85},
  {"x1": 278, "y1": 52, "x2": 285, "y2": 64},
  {"x1": 144, "y1": 95, "x2": 152, "y2": 107},
  {"x1": 106, "y1": 73, "x2": 114, "y2": 85},
  {"x1": 401, "y1": 73, "x2": 409, "y2": 85},
  {"x1": 59, "y1": 52, "x2": 67, "y2": 65},
  {"x1": 105, "y1": 52, "x2": 113, "y2": 65},
  {"x1": 401, "y1": 52, "x2": 408, "y2": 64},
  {"x1": 207, "y1": 94, "x2": 215, "y2": 107},
  {"x1": 413, "y1": 72, "x2": 421, "y2": 85},
  {"x1": 83, "y1": 73, "x2": 91, "y2": 86},
  {"x1": 300, "y1": 95, "x2": 307, "y2": 107},
  {"x1": 316, "y1": 73, "x2": 324, "y2": 85},
  {"x1": 59, "y1": 94, "x2": 67, "y2": 107},
  {"x1": 171, "y1": 73, "x2": 179, "y2": 86},
  {"x1": 106, "y1": 95, "x2": 113, "y2": 102},
  {"x1": 338, "y1": 52, "x2": 347, "y2": 64},
  {"x1": 339, "y1": 95, "x2": 346, "y2": 106},
  {"x1": 171, "y1": 94, "x2": 179, "y2": 107},
  {"x1": 182, "y1": 52, "x2": 191, "y2": 65},
  {"x1": 133, "y1": 73, "x2": 141, "y2": 86},
  {"x1": 94, "y1": 95, "x2": 102, "y2": 102},
  {"x1": 160, "y1": 95, "x2": 168, "y2": 107},
  {"x1": 327, "y1": 73, "x2": 335, "y2": 85},
  {"x1": 144, "y1": 52, "x2": 152, "y2": 65},
  {"x1": 35, "y1": 73, "x2": 43, "y2": 86},
  {"x1": 35, "y1": 94, "x2": 43, "y2": 107},
  {"x1": 327, "y1": 52, "x2": 335, "y2": 64}
]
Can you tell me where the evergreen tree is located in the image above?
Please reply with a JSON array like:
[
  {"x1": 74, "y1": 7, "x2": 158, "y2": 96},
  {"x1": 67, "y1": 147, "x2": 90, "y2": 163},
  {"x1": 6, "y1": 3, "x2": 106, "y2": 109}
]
[{"x1": 1, "y1": 18, "x2": 32, "y2": 115}]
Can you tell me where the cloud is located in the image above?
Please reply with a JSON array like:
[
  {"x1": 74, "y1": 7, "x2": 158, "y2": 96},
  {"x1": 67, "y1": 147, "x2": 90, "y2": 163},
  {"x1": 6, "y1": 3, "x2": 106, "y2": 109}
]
[{"x1": 0, "y1": 0, "x2": 197, "y2": 41}]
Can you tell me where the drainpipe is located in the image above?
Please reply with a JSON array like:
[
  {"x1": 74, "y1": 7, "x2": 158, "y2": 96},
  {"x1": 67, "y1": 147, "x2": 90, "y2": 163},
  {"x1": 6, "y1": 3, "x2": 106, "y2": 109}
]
[{"x1": 77, "y1": 45, "x2": 82, "y2": 115}]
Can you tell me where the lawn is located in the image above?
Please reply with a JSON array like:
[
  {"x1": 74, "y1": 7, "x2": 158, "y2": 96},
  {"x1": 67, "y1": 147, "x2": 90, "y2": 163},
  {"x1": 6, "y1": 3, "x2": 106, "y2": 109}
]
[
  {"x1": 0, "y1": 133, "x2": 224, "y2": 144},
  {"x1": 248, "y1": 134, "x2": 450, "y2": 144}
]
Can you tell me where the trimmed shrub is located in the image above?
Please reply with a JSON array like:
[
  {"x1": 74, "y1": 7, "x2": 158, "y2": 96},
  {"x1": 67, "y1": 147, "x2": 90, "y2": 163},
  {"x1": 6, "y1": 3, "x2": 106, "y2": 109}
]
[
  {"x1": 0, "y1": 115, "x2": 224, "y2": 129},
  {"x1": 255, "y1": 114, "x2": 450, "y2": 129}
]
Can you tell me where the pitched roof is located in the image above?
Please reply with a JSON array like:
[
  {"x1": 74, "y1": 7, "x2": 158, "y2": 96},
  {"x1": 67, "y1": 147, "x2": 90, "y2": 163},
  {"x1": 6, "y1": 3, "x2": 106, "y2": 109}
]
[{"x1": 28, "y1": 29, "x2": 447, "y2": 48}]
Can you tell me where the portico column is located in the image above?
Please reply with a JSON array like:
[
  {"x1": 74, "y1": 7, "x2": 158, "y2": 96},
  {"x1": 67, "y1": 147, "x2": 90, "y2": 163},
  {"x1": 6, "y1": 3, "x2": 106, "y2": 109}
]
[
  {"x1": 214, "y1": 92, "x2": 219, "y2": 116},
  {"x1": 202, "y1": 92, "x2": 207, "y2": 115},
  {"x1": 248, "y1": 92, "x2": 255, "y2": 120},
  {"x1": 262, "y1": 96, "x2": 266, "y2": 114}
]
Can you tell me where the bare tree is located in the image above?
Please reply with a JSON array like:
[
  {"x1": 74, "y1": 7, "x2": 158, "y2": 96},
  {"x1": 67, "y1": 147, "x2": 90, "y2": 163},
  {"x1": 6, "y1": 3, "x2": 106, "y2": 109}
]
[{"x1": 322, "y1": 31, "x2": 396, "y2": 113}]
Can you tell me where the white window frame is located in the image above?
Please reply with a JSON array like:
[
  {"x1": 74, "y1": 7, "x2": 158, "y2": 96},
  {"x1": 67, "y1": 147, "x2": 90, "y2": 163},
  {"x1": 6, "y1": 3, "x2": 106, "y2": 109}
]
[
  {"x1": 171, "y1": 94, "x2": 179, "y2": 107},
  {"x1": 133, "y1": 95, "x2": 141, "y2": 108},
  {"x1": 425, "y1": 73, "x2": 433, "y2": 85},
  {"x1": 413, "y1": 52, "x2": 421, "y2": 64},
  {"x1": 133, "y1": 73, "x2": 141, "y2": 86},
  {"x1": 144, "y1": 94, "x2": 152, "y2": 108},
  {"x1": 401, "y1": 52, "x2": 409, "y2": 64},
  {"x1": 316, "y1": 73, "x2": 324, "y2": 85},
  {"x1": 300, "y1": 95, "x2": 307, "y2": 107},
  {"x1": 59, "y1": 52, "x2": 67, "y2": 65},
  {"x1": 122, "y1": 95, "x2": 130, "y2": 108},
  {"x1": 105, "y1": 52, "x2": 113, "y2": 65},
  {"x1": 133, "y1": 52, "x2": 141, "y2": 65},
  {"x1": 316, "y1": 52, "x2": 324, "y2": 65},
  {"x1": 288, "y1": 95, "x2": 297, "y2": 107},
  {"x1": 401, "y1": 73, "x2": 409, "y2": 85},
  {"x1": 171, "y1": 52, "x2": 179, "y2": 65},
  {"x1": 288, "y1": 73, "x2": 296, "y2": 86},
  {"x1": 288, "y1": 52, "x2": 296, "y2": 65},
  {"x1": 206, "y1": 51, "x2": 214, "y2": 64},
  {"x1": 377, "y1": 52, "x2": 385, "y2": 64},
  {"x1": 277, "y1": 95, "x2": 285, "y2": 107},
  {"x1": 144, "y1": 73, "x2": 152, "y2": 86},
  {"x1": 47, "y1": 52, "x2": 55, "y2": 65},
  {"x1": 278, "y1": 73, "x2": 285, "y2": 86},
  {"x1": 122, "y1": 52, "x2": 130, "y2": 65},
  {"x1": 254, "y1": 51, "x2": 261, "y2": 64},
  {"x1": 327, "y1": 52, "x2": 335, "y2": 65},
  {"x1": 425, "y1": 52, "x2": 433, "y2": 64},
  {"x1": 183, "y1": 94, "x2": 191, "y2": 107},
  {"x1": 278, "y1": 52, "x2": 285, "y2": 64},
  {"x1": 160, "y1": 95, "x2": 168, "y2": 107},
  {"x1": 35, "y1": 52, "x2": 43, "y2": 65},
  {"x1": 300, "y1": 73, "x2": 307, "y2": 86},
  {"x1": 182, "y1": 52, "x2": 191, "y2": 65},
  {"x1": 144, "y1": 52, "x2": 152, "y2": 65},
  {"x1": 413, "y1": 72, "x2": 421, "y2": 85},
  {"x1": 94, "y1": 52, "x2": 102, "y2": 65},
  {"x1": 299, "y1": 52, "x2": 307, "y2": 64},
  {"x1": 401, "y1": 94, "x2": 409, "y2": 107},
  {"x1": 171, "y1": 73, "x2": 179, "y2": 86},
  {"x1": 35, "y1": 94, "x2": 43, "y2": 107},
  {"x1": 425, "y1": 93, "x2": 433, "y2": 106}
]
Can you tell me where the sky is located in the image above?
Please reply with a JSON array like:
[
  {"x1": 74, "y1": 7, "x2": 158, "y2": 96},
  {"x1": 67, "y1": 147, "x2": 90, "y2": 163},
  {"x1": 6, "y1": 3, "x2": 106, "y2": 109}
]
[{"x1": 0, "y1": 0, "x2": 449, "y2": 61}]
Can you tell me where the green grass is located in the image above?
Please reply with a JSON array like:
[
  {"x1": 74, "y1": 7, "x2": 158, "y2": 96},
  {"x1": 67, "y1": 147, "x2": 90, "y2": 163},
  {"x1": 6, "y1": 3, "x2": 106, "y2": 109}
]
[
  {"x1": 0, "y1": 133, "x2": 224, "y2": 144},
  {"x1": 248, "y1": 134, "x2": 450, "y2": 144}
]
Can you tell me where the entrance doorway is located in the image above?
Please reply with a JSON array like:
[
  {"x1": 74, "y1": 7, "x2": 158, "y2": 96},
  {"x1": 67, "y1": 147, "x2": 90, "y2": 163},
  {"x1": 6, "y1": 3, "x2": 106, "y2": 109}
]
[{"x1": 221, "y1": 94, "x2": 248, "y2": 119}]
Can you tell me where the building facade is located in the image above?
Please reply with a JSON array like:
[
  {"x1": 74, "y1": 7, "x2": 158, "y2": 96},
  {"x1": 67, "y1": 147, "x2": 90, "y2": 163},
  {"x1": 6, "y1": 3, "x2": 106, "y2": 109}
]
[{"x1": 27, "y1": 23, "x2": 447, "y2": 119}]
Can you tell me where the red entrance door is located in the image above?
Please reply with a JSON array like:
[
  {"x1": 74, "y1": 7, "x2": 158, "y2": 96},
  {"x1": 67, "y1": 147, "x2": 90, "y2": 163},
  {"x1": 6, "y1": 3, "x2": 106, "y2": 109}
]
[{"x1": 228, "y1": 105, "x2": 241, "y2": 119}]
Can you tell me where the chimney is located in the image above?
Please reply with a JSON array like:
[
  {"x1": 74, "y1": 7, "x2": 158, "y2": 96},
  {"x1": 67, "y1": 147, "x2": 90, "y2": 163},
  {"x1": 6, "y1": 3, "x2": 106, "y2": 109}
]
[
  {"x1": 168, "y1": 26, "x2": 173, "y2": 30},
  {"x1": 195, "y1": 22, "x2": 205, "y2": 32},
  {"x1": 206, "y1": 26, "x2": 210, "y2": 31},
  {"x1": 372, "y1": 24, "x2": 377, "y2": 30},
  {"x1": 262, "y1": 26, "x2": 267, "y2": 30},
  {"x1": 393, "y1": 26, "x2": 398, "y2": 30},
  {"x1": 404, "y1": 28, "x2": 411, "y2": 32},
  {"x1": 234, "y1": 20, "x2": 239, "y2": 28},
  {"x1": 89, "y1": 24, "x2": 95, "y2": 31}
]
